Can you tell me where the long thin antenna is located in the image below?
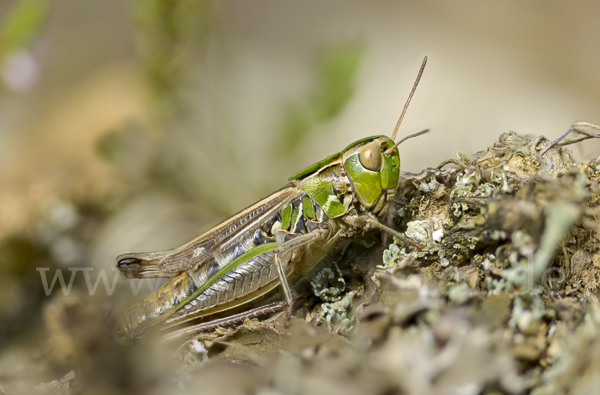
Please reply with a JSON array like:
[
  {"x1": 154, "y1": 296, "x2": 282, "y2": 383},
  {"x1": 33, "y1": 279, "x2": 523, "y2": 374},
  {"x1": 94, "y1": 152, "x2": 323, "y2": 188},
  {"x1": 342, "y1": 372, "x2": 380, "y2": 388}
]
[
  {"x1": 390, "y1": 56, "x2": 428, "y2": 141},
  {"x1": 384, "y1": 129, "x2": 430, "y2": 156}
]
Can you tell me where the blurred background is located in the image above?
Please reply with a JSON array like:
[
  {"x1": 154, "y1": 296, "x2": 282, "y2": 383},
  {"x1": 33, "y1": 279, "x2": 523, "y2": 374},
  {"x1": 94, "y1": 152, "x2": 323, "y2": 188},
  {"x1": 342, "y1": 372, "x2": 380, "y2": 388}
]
[{"x1": 0, "y1": 0, "x2": 599, "y2": 389}]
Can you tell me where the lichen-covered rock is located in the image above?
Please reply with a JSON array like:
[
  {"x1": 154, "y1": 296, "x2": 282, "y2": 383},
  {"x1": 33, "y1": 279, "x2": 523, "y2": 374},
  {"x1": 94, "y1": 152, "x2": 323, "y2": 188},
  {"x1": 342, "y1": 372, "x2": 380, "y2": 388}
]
[
  {"x1": 376, "y1": 130, "x2": 600, "y2": 393},
  {"x1": 165, "y1": 131, "x2": 600, "y2": 394},
  {"x1": 8, "y1": 131, "x2": 600, "y2": 395}
]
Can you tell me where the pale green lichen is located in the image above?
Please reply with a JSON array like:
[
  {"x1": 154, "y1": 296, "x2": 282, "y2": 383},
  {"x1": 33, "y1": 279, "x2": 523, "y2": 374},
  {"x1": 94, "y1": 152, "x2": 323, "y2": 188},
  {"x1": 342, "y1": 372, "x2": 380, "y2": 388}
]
[
  {"x1": 447, "y1": 282, "x2": 473, "y2": 304},
  {"x1": 319, "y1": 292, "x2": 353, "y2": 329},
  {"x1": 467, "y1": 236, "x2": 479, "y2": 249},
  {"x1": 508, "y1": 296, "x2": 547, "y2": 331},
  {"x1": 485, "y1": 276, "x2": 509, "y2": 295},
  {"x1": 491, "y1": 171, "x2": 504, "y2": 184},
  {"x1": 310, "y1": 262, "x2": 345, "y2": 302},
  {"x1": 418, "y1": 178, "x2": 440, "y2": 193},
  {"x1": 405, "y1": 220, "x2": 429, "y2": 243},
  {"x1": 382, "y1": 243, "x2": 402, "y2": 265},
  {"x1": 405, "y1": 218, "x2": 445, "y2": 245}
]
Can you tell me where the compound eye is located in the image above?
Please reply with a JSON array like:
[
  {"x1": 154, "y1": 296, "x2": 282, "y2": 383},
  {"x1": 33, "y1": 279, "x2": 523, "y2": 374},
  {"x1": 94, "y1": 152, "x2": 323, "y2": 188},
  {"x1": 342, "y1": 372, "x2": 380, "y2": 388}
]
[{"x1": 359, "y1": 141, "x2": 382, "y2": 171}]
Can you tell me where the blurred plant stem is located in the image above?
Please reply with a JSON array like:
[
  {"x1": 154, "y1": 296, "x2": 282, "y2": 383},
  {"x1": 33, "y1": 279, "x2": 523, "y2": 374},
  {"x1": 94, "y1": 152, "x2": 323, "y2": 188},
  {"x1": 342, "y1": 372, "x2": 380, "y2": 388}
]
[
  {"x1": 130, "y1": 0, "x2": 225, "y2": 209},
  {"x1": 132, "y1": 0, "x2": 216, "y2": 119}
]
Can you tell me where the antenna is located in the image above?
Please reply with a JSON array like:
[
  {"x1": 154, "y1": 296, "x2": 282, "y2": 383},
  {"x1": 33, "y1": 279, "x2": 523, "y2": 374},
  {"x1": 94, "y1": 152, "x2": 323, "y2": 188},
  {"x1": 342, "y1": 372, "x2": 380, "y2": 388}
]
[
  {"x1": 390, "y1": 56, "x2": 427, "y2": 141},
  {"x1": 384, "y1": 129, "x2": 430, "y2": 156}
]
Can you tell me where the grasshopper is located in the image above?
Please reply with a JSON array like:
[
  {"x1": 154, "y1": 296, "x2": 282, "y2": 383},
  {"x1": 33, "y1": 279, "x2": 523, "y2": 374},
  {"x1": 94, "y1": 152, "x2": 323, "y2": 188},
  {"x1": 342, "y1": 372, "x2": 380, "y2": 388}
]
[{"x1": 115, "y1": 57, "x2": 430, "y2": 343}]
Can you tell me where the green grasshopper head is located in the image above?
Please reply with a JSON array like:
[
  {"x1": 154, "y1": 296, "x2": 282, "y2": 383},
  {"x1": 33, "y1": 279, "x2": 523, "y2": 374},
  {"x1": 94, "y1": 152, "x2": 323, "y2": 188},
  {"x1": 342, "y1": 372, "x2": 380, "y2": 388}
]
[
  {"x1": 341, "y1": 136, "x2": 399, "y2": 209},
  {"x1": 289, "y1": 57, "x2": 429, "y2": 218},
  {"x1": 290, "y1": 57, "x2": 428, "y2": 218},
  {"x1": 341, "y1": 57, "x2": 429, "y2": 212}
]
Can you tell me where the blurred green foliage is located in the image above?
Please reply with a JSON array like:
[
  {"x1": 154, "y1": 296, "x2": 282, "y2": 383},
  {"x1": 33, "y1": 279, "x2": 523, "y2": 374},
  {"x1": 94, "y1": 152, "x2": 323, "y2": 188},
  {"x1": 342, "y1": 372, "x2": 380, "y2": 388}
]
[
  {"x1": 133, "y1": 0, "x2": 216, "y2": 111},
  {"x1": 0, "y1": 0, "x2": 49, "y2": 58},
  {"x1": 278, "y1": 43, "x2": 365, "y2": 154},
  {"x1": 96, "y1": 130, "x2": 132, "y2": 163},
  {"x1": 93, "y1": 3, "x2": 365, "y2": 219}
]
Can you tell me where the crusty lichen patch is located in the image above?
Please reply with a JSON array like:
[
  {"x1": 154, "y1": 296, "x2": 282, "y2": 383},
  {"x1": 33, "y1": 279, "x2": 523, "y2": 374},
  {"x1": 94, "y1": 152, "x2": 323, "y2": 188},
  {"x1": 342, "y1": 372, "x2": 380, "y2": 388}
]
[{"x1": 375, "y1": 130, "x2": 600, "y2": 393}]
